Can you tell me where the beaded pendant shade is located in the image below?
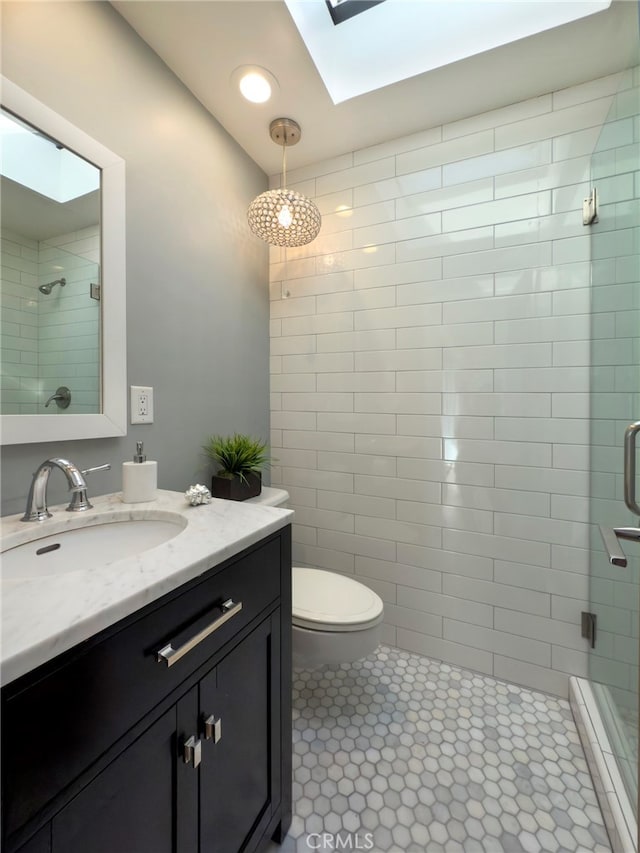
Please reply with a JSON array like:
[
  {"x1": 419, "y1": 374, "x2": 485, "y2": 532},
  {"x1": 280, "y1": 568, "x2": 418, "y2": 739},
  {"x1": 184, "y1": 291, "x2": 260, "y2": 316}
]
[{"x1": 247, "y1": 118, "x2": 321, "y2": 248}]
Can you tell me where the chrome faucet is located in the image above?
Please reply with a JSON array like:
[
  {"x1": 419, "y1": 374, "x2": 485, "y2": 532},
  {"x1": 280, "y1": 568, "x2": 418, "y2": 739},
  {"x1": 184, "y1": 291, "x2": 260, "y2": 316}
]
[{"x1": 22, "y1": 458, "x2": 111, "y2": 522}]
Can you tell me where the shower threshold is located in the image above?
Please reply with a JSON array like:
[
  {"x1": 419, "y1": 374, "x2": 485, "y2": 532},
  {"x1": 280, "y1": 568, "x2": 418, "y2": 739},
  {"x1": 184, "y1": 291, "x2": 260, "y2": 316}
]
[{"x1": 571, "y1": 677, "x2": 637, "y2": 853}]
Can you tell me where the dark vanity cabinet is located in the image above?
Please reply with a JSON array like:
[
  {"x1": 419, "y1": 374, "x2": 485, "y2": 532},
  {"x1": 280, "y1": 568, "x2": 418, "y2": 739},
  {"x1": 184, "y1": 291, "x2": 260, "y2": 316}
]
[{"x1": 1, "y1": 526, "x2": 292, "y2": 853}]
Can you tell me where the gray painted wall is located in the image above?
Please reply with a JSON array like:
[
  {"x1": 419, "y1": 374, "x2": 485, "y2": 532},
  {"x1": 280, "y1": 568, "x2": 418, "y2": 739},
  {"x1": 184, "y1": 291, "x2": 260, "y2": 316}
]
[{"x1": 1, "y1": 1, "x2": 270, "y2": 515}]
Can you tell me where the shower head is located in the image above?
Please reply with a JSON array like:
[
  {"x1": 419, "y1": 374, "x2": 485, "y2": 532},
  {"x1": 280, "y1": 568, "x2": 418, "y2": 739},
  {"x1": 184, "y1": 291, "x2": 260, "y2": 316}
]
[{"x1": 39, "y1": 277, "x2": 66, "y2": 295}]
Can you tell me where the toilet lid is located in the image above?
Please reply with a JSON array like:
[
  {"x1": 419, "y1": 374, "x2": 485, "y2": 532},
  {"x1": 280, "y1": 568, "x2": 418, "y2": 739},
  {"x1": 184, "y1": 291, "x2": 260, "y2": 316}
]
[{"x1": 292, "y1": 567, "x2": 384, "y2": 633}]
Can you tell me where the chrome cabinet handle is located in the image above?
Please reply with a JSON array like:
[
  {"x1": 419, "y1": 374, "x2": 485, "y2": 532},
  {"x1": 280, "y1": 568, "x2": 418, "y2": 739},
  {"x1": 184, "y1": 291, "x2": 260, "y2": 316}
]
[
  {"x1": 598, "y1": 525, "x2": 640, "y2": 567},
  {"x1": 183, "y1": 735, "x2": 202, "y2": 768},
  {"x1": 156, "y1": 599, "x2": 243, "y2": 667},
  {"x1": 624, "y1": 421, "x2": 640, "y2": 516},
  {"x1": 204, "y1": 714, "x2": 222, "y2": 743}
]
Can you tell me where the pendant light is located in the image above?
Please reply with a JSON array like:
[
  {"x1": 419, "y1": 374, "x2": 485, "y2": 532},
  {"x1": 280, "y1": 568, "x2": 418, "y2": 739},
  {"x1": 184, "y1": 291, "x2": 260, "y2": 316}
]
[{"x1": 247, "y1": 118, "x2": 321, "y2": 248}]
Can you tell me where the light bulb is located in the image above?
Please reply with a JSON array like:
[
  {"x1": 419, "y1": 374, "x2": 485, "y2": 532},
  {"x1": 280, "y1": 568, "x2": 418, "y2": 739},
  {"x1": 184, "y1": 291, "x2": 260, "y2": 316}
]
[
  {"x1": 278, "y1": 205, "x2": 293, "y2": 228},
  {"x1": 239, "y1": 72, "x2": 272, "y2": 103}
]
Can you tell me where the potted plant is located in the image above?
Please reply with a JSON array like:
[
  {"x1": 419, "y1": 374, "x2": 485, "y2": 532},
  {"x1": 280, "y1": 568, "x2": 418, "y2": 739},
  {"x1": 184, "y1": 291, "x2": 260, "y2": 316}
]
[{"x1": 203, "y1": 433, "x2": 270, "y2": 501}]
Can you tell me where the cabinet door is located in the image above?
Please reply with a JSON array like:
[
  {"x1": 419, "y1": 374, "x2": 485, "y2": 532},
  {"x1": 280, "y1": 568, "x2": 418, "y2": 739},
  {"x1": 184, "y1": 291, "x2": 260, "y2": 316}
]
[
  {"x1": 2, "y1": 535, "x2": 282, "y2": 843},
  {"x1": 51, "y1": 689, "x2": 199, "y2": 853},
  {"x1": 200, "y1": 616, "x2": 279, "y2": 853}
]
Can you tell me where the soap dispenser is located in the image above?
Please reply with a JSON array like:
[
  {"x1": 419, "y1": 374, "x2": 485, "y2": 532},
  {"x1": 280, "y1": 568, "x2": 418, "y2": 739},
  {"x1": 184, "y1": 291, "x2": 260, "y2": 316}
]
[{"x1": 122, "y1": 442, "x2": 157, "y2": 503}]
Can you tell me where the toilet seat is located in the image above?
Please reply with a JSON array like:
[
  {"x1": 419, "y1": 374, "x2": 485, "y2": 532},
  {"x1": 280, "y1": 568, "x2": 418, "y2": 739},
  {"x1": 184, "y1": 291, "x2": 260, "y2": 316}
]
[{"x1": 292, "y1": 567, "x2": 384, "y2": 633}]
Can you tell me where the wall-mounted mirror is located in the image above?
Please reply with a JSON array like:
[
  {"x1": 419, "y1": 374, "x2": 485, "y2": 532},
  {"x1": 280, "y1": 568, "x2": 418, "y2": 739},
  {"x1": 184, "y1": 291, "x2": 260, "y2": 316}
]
[{"x1": 0, "y1": 77, "x2": 126, "y2": 445}]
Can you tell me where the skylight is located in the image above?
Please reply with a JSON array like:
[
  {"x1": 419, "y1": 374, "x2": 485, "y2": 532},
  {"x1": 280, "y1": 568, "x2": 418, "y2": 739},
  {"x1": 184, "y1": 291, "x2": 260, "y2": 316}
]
[
  {"x1": 0, "y1": 109, "x2": 99, "y2": 203},
  {"x1": 285, "y1": 0, "x2": 612, "y2": 105},
  {"x1": 325, "y1": 0, "x2": 387, "y2": 26}
]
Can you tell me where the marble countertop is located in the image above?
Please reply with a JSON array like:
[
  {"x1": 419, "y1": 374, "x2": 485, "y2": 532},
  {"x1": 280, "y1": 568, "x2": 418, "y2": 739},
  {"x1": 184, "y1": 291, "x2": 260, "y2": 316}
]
[{"x1": 0, "y1": 489, "x2": 293, "y2": 687}]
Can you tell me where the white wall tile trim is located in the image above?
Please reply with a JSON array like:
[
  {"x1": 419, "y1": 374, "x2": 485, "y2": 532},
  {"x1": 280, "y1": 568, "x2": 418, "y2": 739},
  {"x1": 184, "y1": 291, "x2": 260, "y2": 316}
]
[{"x1": 269, "y1": 70, "x2": 639, "y2": 699}]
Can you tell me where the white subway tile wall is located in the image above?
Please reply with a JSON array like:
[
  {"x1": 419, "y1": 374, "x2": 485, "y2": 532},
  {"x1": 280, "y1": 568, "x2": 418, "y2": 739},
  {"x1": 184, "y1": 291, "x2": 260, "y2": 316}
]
[
  {"x1": 1, "y1": 229, "x2": 39, "y2": 413},
  {"x1": 0, "y1": 226, "x2": 100, "y2": 414},
  {"x1": 268, "y1": 70, "x2": 639, "y2": 698},
  {"x1": 39, "y1": 227, "x2": 101, "y2": 413}
]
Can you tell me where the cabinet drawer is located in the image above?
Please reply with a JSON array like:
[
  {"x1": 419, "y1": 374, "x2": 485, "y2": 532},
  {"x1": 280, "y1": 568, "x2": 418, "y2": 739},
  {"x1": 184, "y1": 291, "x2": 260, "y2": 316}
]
[{"x1": 2, "y1": 533, "x2": 282, "y2": 842}]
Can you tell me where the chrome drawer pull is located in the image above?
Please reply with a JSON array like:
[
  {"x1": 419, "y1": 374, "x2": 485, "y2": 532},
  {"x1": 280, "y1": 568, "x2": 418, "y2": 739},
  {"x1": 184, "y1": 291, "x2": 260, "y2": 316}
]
[
  {"x1": 204, "y1": 714, "x2": 222, "y2": 743},
  {"x1": 183, "y1": 735, "x2": 202, "y2": 768},
  {"x1": 156, "y1": 599, "x2": 243, "y2": 667}
]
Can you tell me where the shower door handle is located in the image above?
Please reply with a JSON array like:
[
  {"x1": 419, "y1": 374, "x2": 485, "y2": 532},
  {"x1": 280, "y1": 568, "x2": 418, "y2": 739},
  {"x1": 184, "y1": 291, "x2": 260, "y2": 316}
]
[
  {"x1": 598, "y1": 525, "x2": 640, "y2": 567},
  {"x1": 624, "y1": 421, "x2": 640, "y2": 516}
]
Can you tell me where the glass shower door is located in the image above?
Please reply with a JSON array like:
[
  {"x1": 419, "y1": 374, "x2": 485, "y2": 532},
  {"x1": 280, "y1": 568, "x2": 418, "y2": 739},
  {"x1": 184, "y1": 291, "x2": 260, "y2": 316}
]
[{"x1": 588, "y1": 68, "x2": 640, "y2": 816}]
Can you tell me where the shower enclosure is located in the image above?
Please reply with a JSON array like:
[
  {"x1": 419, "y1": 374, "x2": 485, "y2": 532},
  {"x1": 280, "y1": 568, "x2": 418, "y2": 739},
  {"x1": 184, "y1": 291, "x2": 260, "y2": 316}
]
[
  {"x1": 586, "y1": 62, "x2": 640, "y2": 846},
  {"x1": 0, "y1": 235, "x2": 100, "y2": 414}
]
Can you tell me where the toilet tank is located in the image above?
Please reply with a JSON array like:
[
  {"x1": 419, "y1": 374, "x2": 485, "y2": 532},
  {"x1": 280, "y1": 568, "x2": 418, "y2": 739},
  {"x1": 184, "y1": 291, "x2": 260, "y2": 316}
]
[{"x1": 246, "y1": 487, "x2": 289, "y2": 508}]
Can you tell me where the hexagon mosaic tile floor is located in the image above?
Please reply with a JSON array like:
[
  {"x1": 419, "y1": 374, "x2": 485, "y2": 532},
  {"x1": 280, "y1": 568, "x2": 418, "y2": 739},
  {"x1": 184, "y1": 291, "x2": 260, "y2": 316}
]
[{"x1": 270, "y1": 645, "x2": 611, "y2": 853}]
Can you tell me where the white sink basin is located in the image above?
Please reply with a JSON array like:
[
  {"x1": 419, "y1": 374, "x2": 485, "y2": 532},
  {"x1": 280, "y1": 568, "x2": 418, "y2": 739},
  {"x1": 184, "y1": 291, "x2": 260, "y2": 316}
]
[{"x1": 1, "y1": 515, "x2": 187, "y2": 580}]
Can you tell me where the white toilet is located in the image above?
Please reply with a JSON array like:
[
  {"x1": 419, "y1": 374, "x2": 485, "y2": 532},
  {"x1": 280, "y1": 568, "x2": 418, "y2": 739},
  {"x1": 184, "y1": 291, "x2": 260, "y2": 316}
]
[{"x1": 248, "y1": 487, "x2": 385, "y2": 668}]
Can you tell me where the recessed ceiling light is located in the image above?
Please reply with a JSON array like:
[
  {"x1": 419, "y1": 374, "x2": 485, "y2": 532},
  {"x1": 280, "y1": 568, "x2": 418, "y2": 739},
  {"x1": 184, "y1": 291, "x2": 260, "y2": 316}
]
[
  {"x1": 232, "y1": 65, "x2": 279, "y2": 104},
  {"x1": 240, "y1": 72, "x2": 271, "y2": 103}
]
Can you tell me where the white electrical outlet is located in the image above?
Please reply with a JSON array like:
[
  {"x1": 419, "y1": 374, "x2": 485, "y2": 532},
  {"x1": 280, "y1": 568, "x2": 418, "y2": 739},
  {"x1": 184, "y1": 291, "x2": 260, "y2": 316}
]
[{"x1": 130, "y1": 385, "x2": 154, "y2": 424}]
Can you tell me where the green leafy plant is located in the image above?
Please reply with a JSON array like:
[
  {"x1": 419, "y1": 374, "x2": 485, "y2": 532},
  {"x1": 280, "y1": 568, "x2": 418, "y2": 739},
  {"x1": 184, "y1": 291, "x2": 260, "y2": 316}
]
[{"x1": 203, "y1": 433, "x2": 270, "y2": 484}]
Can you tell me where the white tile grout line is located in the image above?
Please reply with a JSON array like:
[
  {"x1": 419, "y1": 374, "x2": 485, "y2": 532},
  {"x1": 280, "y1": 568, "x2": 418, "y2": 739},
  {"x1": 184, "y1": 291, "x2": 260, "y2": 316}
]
[{"x1": 570, "y1": 676, "x2": 637, "y2": 853}]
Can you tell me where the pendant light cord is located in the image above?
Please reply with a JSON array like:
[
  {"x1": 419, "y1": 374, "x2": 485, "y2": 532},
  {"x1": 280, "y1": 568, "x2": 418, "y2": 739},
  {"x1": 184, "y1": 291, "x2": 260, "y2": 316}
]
[{"x1": 281, "y1": 133, "x2": 287, "y2": 190}]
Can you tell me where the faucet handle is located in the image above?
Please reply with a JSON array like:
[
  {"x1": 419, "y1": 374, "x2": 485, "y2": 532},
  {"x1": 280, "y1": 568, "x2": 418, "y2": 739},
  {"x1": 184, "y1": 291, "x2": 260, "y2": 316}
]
[
  {"x1": 81, "y1": 464, "x2": 111, "y2": 478},
  {"x1": 44, "y1": 386, "x2": 71, "y2": 409},
  {"x1": 67, "y1": 464, "x2": 111, "y2": 512}
]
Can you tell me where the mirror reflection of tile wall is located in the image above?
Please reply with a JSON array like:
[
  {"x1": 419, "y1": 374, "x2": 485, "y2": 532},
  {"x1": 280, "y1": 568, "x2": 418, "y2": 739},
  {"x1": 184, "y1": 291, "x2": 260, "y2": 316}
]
[{"x1": 0, "y1": 225, "x2": 100, "y2": 414}]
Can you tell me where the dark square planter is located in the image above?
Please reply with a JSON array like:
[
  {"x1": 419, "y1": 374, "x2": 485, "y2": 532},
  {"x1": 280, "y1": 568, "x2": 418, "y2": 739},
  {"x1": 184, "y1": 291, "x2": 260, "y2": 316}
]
[{"x1": 211, "y1": 471, "x2": 262, "y2": 501}]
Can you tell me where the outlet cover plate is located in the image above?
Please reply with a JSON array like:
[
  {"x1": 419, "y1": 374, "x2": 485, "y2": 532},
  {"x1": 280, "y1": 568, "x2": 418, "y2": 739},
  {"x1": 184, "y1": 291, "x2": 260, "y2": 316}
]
[{"x1": 130, "y1": 385, "x2": 154, "y2": 424}]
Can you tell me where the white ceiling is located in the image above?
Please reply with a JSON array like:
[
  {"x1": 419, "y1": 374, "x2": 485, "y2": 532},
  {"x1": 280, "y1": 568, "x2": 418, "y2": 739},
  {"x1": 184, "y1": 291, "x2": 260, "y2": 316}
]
[{"x1": 112, "y1": 0, "x2": 638, "y2": 177}]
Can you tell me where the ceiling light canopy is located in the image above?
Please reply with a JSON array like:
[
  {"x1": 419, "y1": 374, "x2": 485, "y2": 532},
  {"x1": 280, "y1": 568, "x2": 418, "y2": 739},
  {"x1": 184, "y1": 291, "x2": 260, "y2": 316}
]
[{"x1": 247, "y1": 118, "x2": 321, "y2": 248}]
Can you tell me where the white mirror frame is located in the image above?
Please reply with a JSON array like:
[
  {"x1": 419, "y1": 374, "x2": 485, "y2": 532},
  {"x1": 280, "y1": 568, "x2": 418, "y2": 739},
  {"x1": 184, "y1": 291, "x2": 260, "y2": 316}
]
[{"x1": 0, "y1": 77, "x2": 126, "y2": 445}]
